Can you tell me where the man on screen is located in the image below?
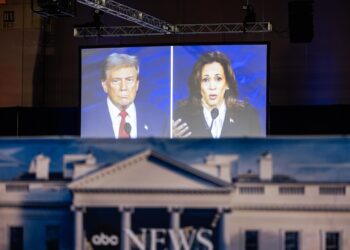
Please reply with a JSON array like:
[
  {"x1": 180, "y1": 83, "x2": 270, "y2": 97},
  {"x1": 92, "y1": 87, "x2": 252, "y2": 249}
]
[{"x1": 82, "y1": 52, "x2": 168, "y2": 138}]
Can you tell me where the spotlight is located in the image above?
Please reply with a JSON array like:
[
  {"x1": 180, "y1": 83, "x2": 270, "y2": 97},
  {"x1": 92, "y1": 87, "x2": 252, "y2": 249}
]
[
  {"x1": 242, "y1": 2, "x2": 256, "y2": 32},
  {"x1": 93, "y1": 9, "x2": 102, "y2": 29},
  {"x1": 244, "y1": 4, "x2": 256, "y2": 23}
]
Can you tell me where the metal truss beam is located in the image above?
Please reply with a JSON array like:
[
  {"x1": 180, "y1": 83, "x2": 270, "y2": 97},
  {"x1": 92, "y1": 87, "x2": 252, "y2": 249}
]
[
  {"x1": 76, "y1": 0, "x2": 173, "y2": 33},
  {"x1": 176, "y1": 22, "x2": 272, "y2": 34},
  {"x1": 73, "y1": 22, "x2": 272, "y2": 37}
]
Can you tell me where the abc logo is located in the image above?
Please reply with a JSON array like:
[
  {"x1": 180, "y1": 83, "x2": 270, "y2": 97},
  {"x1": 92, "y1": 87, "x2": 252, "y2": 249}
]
[{"x1": 91, "y1": 233, "x2": 119, "y2": 246}]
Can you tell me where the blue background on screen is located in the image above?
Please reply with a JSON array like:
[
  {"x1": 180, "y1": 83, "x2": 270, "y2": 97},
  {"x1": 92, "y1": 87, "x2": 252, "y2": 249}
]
[{"x1": 173, "y1": 45, "x2": 267, "y2": 135}]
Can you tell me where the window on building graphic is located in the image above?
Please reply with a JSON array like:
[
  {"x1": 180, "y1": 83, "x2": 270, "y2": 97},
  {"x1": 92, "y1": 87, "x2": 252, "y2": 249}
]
[
  {"x1": 6, "y1": 184, "x2": 29, "y2": 192},
  {"x1": 319, "y1": 186, "x2": 346, "y2": 195},
  {"x1": 216, "y1": 164, "x2": 221, "y2": 177},
  {"x1": 279, "y1": 186, "x2": 305, "y2": 195},
  {"x1": 325, "y1": 232, "x2": 340, "y2": 250},
  {"x1": 285, "y1": 231, "x2": 299, "y2": 250},
  {"x1": 239, "y1": 186, "x2": 264, "y2": 194},
  {"x1": 10, "y1": 227, "x2": 23, "y2": 250},
  {"x1": 245, "y1": 230, "x2": 259, "y2": 250},
  {"x1": 46, "y1": 225, "x2": 60, "y2": 250}
]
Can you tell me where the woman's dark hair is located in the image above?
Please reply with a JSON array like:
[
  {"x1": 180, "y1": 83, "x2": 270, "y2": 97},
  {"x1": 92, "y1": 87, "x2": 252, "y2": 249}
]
[{"x1": 187, "y1": 51, "x2": 239, "y2": 108}]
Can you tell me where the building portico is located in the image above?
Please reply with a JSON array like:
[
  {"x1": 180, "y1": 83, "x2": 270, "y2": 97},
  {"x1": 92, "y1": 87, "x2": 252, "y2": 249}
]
[{"x1": 68, "y1": 150, "x2": 233, "y2": 250}]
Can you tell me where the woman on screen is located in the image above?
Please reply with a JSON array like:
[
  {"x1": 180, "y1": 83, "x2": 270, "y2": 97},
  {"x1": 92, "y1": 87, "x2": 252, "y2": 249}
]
[{"x1": 173, "y1": 51, "x2": 262, "y2": 138}]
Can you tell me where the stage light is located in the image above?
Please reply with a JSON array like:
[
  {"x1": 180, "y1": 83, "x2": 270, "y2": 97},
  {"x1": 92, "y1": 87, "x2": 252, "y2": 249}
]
[
  {"x1": 92, "y1": 9, "x2": 102, "y2": 29},
  {"x1": 242, "y1": 2, "x2": 257, "y2": 32},
  {"x1": 243, "y1": 4, "x2": 256, "y2": 23}
]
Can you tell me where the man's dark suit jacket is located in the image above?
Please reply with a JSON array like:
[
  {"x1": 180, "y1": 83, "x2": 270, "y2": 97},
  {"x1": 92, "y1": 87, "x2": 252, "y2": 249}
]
[
  {"x1": 174, "y1": 103, "x2": 262, "y2": 138},
  {"x1": 81, "y1": 100, "x2": 169, "y2": 138}
]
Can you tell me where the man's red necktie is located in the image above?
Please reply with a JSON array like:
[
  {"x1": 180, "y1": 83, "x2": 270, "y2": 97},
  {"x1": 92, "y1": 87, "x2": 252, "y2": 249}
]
[{"x1": 118, "y1": 109, "x2": 129, "y2": 138}]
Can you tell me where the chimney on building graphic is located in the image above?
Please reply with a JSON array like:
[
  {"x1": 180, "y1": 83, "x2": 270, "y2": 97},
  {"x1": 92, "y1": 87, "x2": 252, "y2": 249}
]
[
  {"x1": 64, "y1": 152, "x2": 98, "y2": 179},
  {"x1": 29, "y1": 153, "x2": 50, "y2": 180},
  {"x1": 192, "y1": 154, "x2": 239, "y2": 183},
  {"x1": 258, "y1": 152, "x2": 273, "y2": 181}
]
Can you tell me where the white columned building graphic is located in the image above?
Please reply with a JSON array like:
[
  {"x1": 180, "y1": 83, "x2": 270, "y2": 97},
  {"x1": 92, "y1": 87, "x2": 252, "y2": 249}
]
[
  {"x1": 0, "y1": 145, "x2": 350, "y2": 250},
  {"x1": 68, "y1": 150, "x2": 233, "y2": 250}
]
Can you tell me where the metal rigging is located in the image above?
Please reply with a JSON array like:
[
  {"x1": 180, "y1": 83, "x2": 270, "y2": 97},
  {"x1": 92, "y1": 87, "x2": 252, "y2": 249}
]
[
  {"x1": 73, "y1": 0, "x2": 272, "y2": 37},
  {"x1": 74, "y1": 22, "x2": 272, "y2": 37}
]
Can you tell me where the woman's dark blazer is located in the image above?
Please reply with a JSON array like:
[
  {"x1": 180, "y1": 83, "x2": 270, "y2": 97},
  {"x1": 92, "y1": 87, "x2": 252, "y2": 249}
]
[{"x1": 173, "y1": 102, "x2": 262, "y2": 138}]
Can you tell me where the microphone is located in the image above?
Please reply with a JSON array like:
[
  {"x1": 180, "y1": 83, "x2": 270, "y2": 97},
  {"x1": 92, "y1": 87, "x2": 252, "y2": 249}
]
[
  {"x1": 124, "y1": 122, "x2": 132, "y2": 137},
  {"x1": 209, "y1": 108, "x2": 219, "y2": 131}
]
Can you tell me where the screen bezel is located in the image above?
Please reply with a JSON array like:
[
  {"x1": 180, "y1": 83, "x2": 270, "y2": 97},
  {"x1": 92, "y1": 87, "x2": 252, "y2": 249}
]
[{"x1": 79, "y1": 41, "x2": 270, "y2": 138}]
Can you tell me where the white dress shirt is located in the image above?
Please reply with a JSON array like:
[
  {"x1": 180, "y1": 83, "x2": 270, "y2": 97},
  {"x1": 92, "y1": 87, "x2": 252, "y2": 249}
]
[
  {"x1": 106, "y1": 98, "x2": 137, "y2": 138},
  {"x1": 203, "y1": 102, "x2": 227, "y2": 138}
]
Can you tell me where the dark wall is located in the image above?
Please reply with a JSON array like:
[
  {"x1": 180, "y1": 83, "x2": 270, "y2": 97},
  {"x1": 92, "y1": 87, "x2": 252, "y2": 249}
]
[{"x1": 34, "y1": 0, "x2": 350, "y2": 107}]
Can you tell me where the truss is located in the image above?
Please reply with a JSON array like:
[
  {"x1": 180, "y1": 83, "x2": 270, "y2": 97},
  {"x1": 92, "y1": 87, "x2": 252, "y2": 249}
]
[
  {"x1": 76, "y1": 0, "x2": 174, "y2": 33},
  {"x1": 74, "y1": 0, "x2": 272, "y2": 37},
  {"x1": 73, "y1": 22, "x2": 272, "y2": 37},
  {"x1": 176, "y1": 22, "x2": 272, "y2": 34}
]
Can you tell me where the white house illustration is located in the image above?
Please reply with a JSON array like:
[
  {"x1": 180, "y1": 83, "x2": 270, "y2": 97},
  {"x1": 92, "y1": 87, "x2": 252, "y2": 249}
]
[{"x1": 0, "y1": 149, "x2": 349, "y2": 250}]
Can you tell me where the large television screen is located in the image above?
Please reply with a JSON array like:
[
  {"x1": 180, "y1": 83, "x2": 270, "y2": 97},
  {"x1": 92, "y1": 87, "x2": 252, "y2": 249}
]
[{"x1": 80, "y1": 44, "x2": 268, "y2": 139}]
